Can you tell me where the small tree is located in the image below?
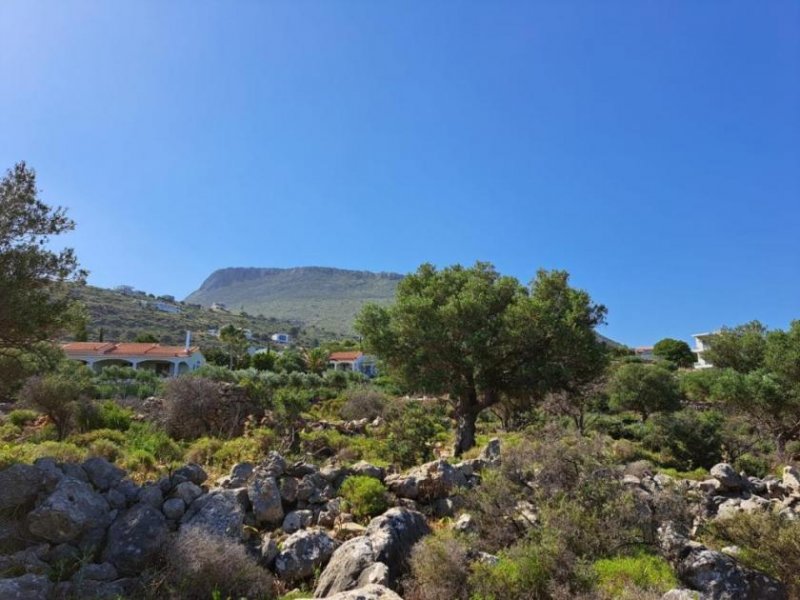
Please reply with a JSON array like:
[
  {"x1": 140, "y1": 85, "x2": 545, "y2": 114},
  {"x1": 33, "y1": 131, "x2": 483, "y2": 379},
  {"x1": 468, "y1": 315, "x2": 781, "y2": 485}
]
[
  {"x1": 251, "y1": 350, "x2": 275, "y2": 371},
  {"x1": 19, "y1": 373, "x2": 87, "y2": 439},
  {"x1": 653, "y1": 338, "x2": 695, "y2": 368},
  {"x1": 704, "y1": 321, "x2": 767, "y2": 373},
  {"x1": 275, "y1": 348, "x2": 307, "y2": 373},
  {"x1": 607, "y1": 362, "x2": 681, "y2": 421},
  {"x1": 305, "y1": 347, "x2": 330, "y2": 375},
  {"x1": 219, "y1": 325, "x2": 249, "y2": 369}
]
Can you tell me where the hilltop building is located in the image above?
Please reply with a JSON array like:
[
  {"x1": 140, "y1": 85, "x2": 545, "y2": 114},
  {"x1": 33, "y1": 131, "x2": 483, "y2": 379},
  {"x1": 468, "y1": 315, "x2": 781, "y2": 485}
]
[{"x1": 692, "y1": 332, "x2": 717, "y2": 369}]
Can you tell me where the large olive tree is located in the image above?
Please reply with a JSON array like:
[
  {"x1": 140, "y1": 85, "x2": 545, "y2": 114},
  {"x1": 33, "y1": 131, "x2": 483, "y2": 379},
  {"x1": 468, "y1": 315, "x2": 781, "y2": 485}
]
[{"x1": 355, "y1": 262, "x2": 607, "y2": 455}]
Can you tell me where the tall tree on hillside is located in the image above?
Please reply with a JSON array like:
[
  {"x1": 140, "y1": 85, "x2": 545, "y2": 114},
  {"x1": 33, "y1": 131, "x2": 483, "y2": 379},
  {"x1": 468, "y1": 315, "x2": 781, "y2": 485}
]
[
  {"x1": 704, "y1": 321, "x2": 767, "y2": 373},
  {"x1": 305, "y1": 347, "x2": 330, "y2": 375},
  {"x1": 356, "y1": 262, "x2": 607, "y2": 455},
  {"x1": 0, "y1": 162, "x2": 86, "y2": 397}
]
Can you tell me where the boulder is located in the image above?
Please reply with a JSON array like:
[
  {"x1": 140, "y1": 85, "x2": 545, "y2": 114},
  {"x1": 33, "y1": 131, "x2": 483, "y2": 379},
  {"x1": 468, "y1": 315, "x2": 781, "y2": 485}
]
[
  {"x1": 138, "y1": 485, "x2": 163, "y2": 509},
  {"x1": 284, "y1": 509, "x2": 315, "y2": 534},
  {"x1": 304, "y1": 584, "x2": 402, "y2": 600},
  {"x1": 27, "y1": 477, "x2": 111, "y2": 543},
  {"x1": 262, "y1": 451, "x2": 287, "y2": 477},
  {"x1": 710, "y1": 463, "x2": 745, "y2": 493},
  {"x1": 453, "y1": 513, "x2": 477, "y2": 534},
  {"x1": 658, "y1": 522, "x2": 787, "y2": 599},
  {"x1": 181, "y1": 489, "x2": 246, "y2": 538},
  {"x1": 102, "y1": 503, "x2": 168, "y2": 576},
  {"x1": 314, "y1": 507, "x2": 430, "y2": 597},
  {"x1": 260, "y1": 534, "x2": 279, "y2": 567},
  {"x1": 0, "y1": 545, "x2": 50, "y2": 575},
  {"x1": 220, "y1": 462, "x2": 254, "y2": 488},
  {"x1": 274, "y1": 528, "x2": 337, "y2": 582},
  {"x1": 479, "y1": 438, "x2": 501, "y2": 463},
  {"x1": 299, "y1": 473, "x2": 334, "y2": 504},
  {"x1": 0, "y1": 464, "x2": 48, "y2": 511},
  {"x1": 783, "y1": 466, "x2": 800, "y2": 495},
  {"x1": 73, "y1": 562, "x2": 118, "y2": 582},
  {"x1": 385, "y1": 460, "x2": 467, "y2": 503},
  {"x1": 172, "y1": 463, "x2": 207, "y2": 486},
  {"x1": 318, "y1": 499, "x2": 343, "y2": 528},
  {"x1": 661, "y1": 590, "x2": 701, "y2": 600},
  {"x1": 0, "y1": 573, "x2": 54, "y2": 600},
  {"x1": 162, "y1": 498, "x2": 186, "y2": 520},
  {"x1": 172, "y1": 481, "x2": 203, "y2": 506},
  {"x1": 281, "y1": 477, "x2": 300, "y2": 504},
  {"x1": 82, "y1": 457, "x2": 125, "y2": 491},
  {"x1": 350, "y1": 462, "x2": 385, "y2": 482},
  {"x1": 249, "y1": 474, "x2": 284, "y2": 527}
]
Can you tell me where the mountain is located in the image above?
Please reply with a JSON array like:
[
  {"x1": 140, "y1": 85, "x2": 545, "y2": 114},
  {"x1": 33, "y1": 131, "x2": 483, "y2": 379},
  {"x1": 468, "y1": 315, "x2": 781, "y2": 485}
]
[
  {"x1": 185, "y1": 267, "x2": 403, "y2": 335},
  {"x1": 69, "y1": 284, "x2": 335, "y2": 347}
]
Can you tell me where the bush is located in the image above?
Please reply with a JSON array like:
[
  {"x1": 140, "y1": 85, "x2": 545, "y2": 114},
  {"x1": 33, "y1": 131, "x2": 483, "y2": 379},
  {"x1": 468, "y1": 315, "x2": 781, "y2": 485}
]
[
  {"x1": 123, "y1": 449, "x2": 157, "y2": 472},
  {"x1": 125, "y1": 422, "x2": 183, "y2": 463},
  {"x1": 19, "y1": 374, "x2": 86, "y2": 440},
  {"x1": 593, "y1": 552, "x2": 678, "y2": 598},
  {"x1": 7, "y1": 409, "x2": 38, "y2": 427},
  {"x1": 76, "y1": 399, "x2": 133, "y2": 432},
  {"x1": 163, "y1": 526, "x2": 275, "y2": 599},
  {"x1": 405, "y1": 530, "x2": 470, "y2": 600},
  {"x1": 339, "y1": 386, "x2": 387, "y2": 421},
  {"x1": 185, "y1": 437, "x2": 224, "y2": 466},
  {"x1": 339, "y1": 476, "x2": 388, "y2": 519},
  {"x1": 69, "y1": 428, "x2": 128, "y2": 447},
  {"x1": 26, "y1": 441, "x2": 87, "y2": 464},
  {"x1": 88, "y1": 438, "x2": 122, "y2": 462},
  {"x1": 703, "y1": 511, "x2": 800, "y2": 598},
  {"x1": 382, "y1": 400, "x2": 443, "y2": 468},
  {"x1": 642, "y1": 409, "x2": 724, "y2": 470}
]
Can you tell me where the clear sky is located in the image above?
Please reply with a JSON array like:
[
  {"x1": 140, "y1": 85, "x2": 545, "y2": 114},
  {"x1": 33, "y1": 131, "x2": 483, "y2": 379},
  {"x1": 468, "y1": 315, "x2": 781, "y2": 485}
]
[{"x1": 1, "y1": 1, "x2": 798, "y2": 346}]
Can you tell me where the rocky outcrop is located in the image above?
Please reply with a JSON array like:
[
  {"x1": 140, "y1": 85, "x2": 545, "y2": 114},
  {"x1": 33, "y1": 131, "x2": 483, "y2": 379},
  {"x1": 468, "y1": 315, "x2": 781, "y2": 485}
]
[
  {"x1": 314, "y1": 507, "x2": 430, "y2": 597},
  {"x1": 274, "y1": 528, "x2": 337, "y2": 582},
  {"x1": 102, "y1": 503, "x2": 168, "y2": 575},
  {"x1": 385, "y1": 459, "x2": 467, "y2": 503},
  {"x1": 659, "y1": 522, "x2": 787, "y2": 599},
  {"x1": 27, "y1": 477, "x2": 111, "y2": 544},
  {"x1": 306, "y1": 583, "x2": 403, "y2": 600}
]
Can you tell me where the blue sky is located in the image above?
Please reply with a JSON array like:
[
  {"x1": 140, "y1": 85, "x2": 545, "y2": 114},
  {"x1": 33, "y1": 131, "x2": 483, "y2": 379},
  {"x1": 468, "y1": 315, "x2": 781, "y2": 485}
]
[{"x1": 1, "y1": 1, "x2": 798, "y2": 347}]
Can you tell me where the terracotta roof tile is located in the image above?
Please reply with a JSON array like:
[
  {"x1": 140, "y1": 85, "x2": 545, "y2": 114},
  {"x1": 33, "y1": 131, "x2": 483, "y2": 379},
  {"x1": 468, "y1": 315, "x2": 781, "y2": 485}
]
[{"x1": 329, "y1": 351, "x2": 362, "y2": 361}]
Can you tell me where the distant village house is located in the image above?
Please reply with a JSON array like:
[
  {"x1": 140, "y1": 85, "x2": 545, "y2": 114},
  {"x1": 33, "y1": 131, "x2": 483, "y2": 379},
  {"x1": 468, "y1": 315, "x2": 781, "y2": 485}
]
[
  {"x1": 271, "y1": 333, "x2": 291, "y2": 344},
  {"x1": 328, "y1": 351, "x2": 377, "y2": 377}
]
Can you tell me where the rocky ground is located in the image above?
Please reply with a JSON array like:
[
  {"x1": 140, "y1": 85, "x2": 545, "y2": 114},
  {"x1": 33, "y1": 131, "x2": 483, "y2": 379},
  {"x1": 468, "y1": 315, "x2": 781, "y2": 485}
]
[{"x1": 0, "y1": 438, "x2": 797, "y2": 599}]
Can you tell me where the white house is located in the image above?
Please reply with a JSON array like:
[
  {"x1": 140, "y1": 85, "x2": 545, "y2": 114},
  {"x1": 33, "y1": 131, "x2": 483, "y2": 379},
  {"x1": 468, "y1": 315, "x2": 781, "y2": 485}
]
[
  {"x1": 692, "y1": 332, "x2": 717, "y2": 369},
  {"x1": 62, "y1": 341, "x2": 204, "y2": 377},
  {"x1": 328, "y1": 351, "x2": 377, "y2": 376},
  {"x1": 271, "y1": 333, "x2": 291, "y2": 344}
]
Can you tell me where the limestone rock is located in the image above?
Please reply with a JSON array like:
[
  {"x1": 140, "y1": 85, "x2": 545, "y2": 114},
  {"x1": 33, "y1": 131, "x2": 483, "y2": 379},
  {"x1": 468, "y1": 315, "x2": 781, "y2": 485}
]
[
  {"x1": 82, "y1": 457, "x2": 125, "y2": 491},
  {"x1": 0, "y1": 573, "x2": 54, "y2": 600},
  {"x1": 27, "y1": 477, "x2": 111, "y2": 543},
  {"x1": 275, "y1": 528, "x2": 337, "y2": 582},
  {"x1": 710, "y1": 463, "x2": 745, "y2": 493},
  {"x1": 0, "y1": 464, "x2": 48, "y2": 511},
  {"x1": 102, "y1": 503, "x2": 168, "y2": 575},
  {"x1": 181, "y1": 489, "x2": 246, "y2": 538},
  {"x1": 385, "y1": 460, "x2": 467, "y2": 503},
  {"x1": 249, "y1": 474, "x2": 284, "y2": 527},
  {"x1": 283, "y1": 509, "x2": 315, "y2": 534}
]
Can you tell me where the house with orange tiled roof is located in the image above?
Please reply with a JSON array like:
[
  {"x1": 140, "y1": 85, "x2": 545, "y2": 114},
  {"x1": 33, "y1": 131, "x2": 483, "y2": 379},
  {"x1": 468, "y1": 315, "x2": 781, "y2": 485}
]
[
  {"x1": 62, "y1": 337, "x2": 204, "y2": 377},
  {"x1": 328, "y1": 351, "x2": 377, "y2": 376}
]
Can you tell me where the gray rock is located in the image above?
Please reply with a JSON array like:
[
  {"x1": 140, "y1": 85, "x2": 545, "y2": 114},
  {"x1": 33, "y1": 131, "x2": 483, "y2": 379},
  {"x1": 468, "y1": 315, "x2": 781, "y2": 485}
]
[
  {"x1": 162, "y1": 498, "x2": 186, "y2": 520},
  {"x1": 479, "y1": 437, "x2": 501, "y2": 462},
  {"x1": 287, "y1": 461, "x2": 319, "y2": 478},
  {"x1": 281, "y1": 476, "x2": 300, "y2": 504},
  {"x1": 73, "y1": 562, "x2": 118, "y2": 582},
  {"x1": 659, "y1": 522, "x2": 786, "y2": 599},
  {"x1": 274, "y1": 528, "x2": 337, "y2": 582},
  {"x1": 0, "y1": 464, "x2": 47, "y2": 511},
  {"x1": 173, "y1": 481, "x2": 203, "y2": 506},
  {"x1": 181, "y1": 488, "x2": 246, "y2": 538},
  {"x1": 222, "y1": 462, "x2": 254, "y2": 488},
  {"x1": 138, "y1": 484, "x2": 163, "y2": 509},
  {"x1": 350, "y1": 461, "x2": 385, "y2": 481},
  {"x1": 113, "y1": 479, "x2": 140, "y2": 504},
  {"x1": 0, "y1": 545, "x2": 50, "y2": 575},
  {"x1": 68, "y1": 577, "x2": 138, "y2": 599},
  {"x1": 783, "y1": 466, "x2": 800, "y2": 495},
  {"x1": 710, "y1": 463, "x2": 745, "y2": 492},
  {"x1": 315, "y1": 507, "x2": 430, "y2": 597},
  {"x1": 60, "y1": 463, "x2": 89, "y2": 483},
  {"x1": 105, "y1": 488, "x2": 127, "y2": 510},
  {"x1": 172, "y1": 463, "x2": 207, "y2": 486},
  {"x1": 27, "y1": 477, "x2": 111, "y2": 543},
  {"x1": 385, "y1": 460, "x2": 467, "y2": 503},
  {"x1": 661, "y1": 590, "x2": 700, "y2": 600},
  {"x1": 284, "y1": 509, "x2": 315, "y2": 534},
  {"x1": 262, "y1": 451, "x2": 287, "y2": 477},
  {"x1": 260, "y1": 534, "x2": 279, "y2": 567},
  {"x1": 318, "y1": 499, "x2": 343, "y2": 528},
  {"x1": 0, "y1": 573, "x2": 54, "y2": 600},
  {"x1": 102, "y1": 503, "x2": 168, "y2": 575},
  {"x1": 453, "y1": 513, "x2": 477, "y2": 534},
  {"x1": 299, "y1": 473, "x2": 334, "y2": 504},
  {"x1": 306, "y1": 584, "x2": 402, "y2": 600},
  {"x1": 249, "y1": 474, "x2": 284, "y2": 527},
  {"x1": 357, "y1": 562, "x2": 390, "y2": 587},
  {"x1": 321, "y1": 465, "x2": 351, "y2": 487},
  {"x1": 82, "y1": 457, "x2": 125, "y2": 491}
]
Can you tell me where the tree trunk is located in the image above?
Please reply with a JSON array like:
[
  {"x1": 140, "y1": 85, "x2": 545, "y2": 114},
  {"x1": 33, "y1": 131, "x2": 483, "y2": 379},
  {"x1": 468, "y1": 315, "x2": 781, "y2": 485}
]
[{"x1": 454, "y1": 393, "x2": 481, "y2": 457}]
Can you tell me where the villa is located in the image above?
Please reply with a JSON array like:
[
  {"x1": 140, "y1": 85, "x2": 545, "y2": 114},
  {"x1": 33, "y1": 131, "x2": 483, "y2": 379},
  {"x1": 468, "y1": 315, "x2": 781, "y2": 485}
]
[
  {"x1": 328, "y1": 351, "x2": 377, "y2": 376},
  {"x1": 692, "y1": 332, "x2": 717, "y2": 369},
  {"x1": 62, "y1": 341, "x2": 205, "y2": 377}
]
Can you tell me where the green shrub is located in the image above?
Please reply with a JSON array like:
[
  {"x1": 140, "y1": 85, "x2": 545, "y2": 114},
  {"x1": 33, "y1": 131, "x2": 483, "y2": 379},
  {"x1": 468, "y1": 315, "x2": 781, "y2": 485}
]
[
  {"x1": 185, "y1": 437, "x2": 224, "y2": 465},
  {"x1": 0, "y1": 422, "x2": 21, "y2": 442},
  {"x1": 123, "y1": 449, "x2": 157, "y2": 472},
  {"x1": 405, "y1": 530, "x2": 469, "y2": 600},
  {"x1": 642, "y1": 410, "x2": 724, "y2": 470},
  {"x1": 382, "y1": 400, "x2": 443, "y2": 468},
  {"x1": 69, "y1": 428, "x2": 128, "y2": 447},
  {"x1": 339, "y1": 476, "x2": 388, "y2": 518},
  {"x1": 76, "y1": 400, "x2": 133, "y2": 432},
  {"x1": 19, "y1": 374, "x2": 86, "y2": 440},
  {"x1": 125, "y1": 422, "x2": 183, "y2": 463},
  {"x1": 7, "y1": 409, "x2": 39, "y2": 427},
  {"x1": 339, "y1": 386, "x2": 387, "y2": 421},
  {"x1": 26, "y1": 441, "x2": 87, "y2": 464},
  {"x1": 733, "y1": 453, "x2": 770, "y2": 478},
  {"x1": 88, "y1": 438, "x2": 122, "y2": 462},
  {"x1": 593, "y1": 552, "x2": 678, "y2": 598}
]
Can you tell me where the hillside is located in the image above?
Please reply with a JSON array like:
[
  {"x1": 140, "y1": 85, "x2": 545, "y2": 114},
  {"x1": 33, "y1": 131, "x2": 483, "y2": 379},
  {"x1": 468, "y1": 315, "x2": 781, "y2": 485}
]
[
  {"x1": 185, "y1": 267, "x2": 403, "y2": 335},
  {"x1": 68, "y1": 284, "x2": 337, "y2": 347}
]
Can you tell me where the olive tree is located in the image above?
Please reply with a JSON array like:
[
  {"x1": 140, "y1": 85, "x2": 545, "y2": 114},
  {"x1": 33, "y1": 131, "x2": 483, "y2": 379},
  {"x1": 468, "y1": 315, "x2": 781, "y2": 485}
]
[{"x1": 356, "y1": 262, "x2": 607, "y2": 455}]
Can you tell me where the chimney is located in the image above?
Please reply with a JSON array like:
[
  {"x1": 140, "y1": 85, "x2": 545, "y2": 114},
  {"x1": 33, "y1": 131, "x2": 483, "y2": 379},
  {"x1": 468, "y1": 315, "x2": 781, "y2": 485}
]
[{"x1": 185, "y1": 330, "x2": 191, "y2": 351}]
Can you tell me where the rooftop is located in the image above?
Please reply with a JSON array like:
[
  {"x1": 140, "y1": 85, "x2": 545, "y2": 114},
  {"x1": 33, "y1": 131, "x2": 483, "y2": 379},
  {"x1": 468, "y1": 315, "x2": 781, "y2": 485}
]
[{"x1": 62, "y1": 342, "x2": 199, "y2": 358}]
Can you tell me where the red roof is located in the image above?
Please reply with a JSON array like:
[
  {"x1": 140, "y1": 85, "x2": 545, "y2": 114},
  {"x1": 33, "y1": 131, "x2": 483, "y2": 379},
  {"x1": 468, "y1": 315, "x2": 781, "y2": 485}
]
[
  {"x1": 329, "y1": 351, "x2": 363, "y2": 362},
  {"x1": 62, "y1": 342, "x2": 198, "y2": 358}
]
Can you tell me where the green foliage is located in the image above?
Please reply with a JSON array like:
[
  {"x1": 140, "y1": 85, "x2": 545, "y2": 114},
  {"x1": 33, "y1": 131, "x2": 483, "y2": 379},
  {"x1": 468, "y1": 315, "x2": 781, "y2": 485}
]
[
  {"x1": 125, "y1": 422, "x2": 183, "y2": 463},
  {"x1": 251, "y1": 350, "x2": 275, "y2": 371},
  {"x1": 87, "y1": 438, "x2": 122, "y2": 461},
  {"x1": 94, "y1": 365, "x2": 161, "y2": 400},
  {"x1": 593, "y1": 552, "x2": 678, "y2": 598},
  {"x1": 357, "y1": 262, "x2": 607, "y2": 455},
  {"x1": 607, "y1": 362, "x2": 681, "y2": 421},
  {"x1": 19, "y1": 373, "x2": 88, "y2": 440},
  {"x1": 653, "y1": 338, "x2": 695, "y2": 368},
  {"x1": 219, "y1": 324, "x2": 250, "y2": 369},
  {"x1": 703, "y1": 321, "x2": 768, "y2": 373},
  {"x1": 339, "y1": 386, "x2": 387, "y2": 421},
  {"x1": 275, "y1": 348, "x2": 307, "y2": 373},
  {"x1": 0, "y1": 162, "x2": 86, "y2": 396},
  {"x1": 134, "y1": 332, "x2": 159, "y2": 343},
  {"x1": 339, "y1": 476, "x2": 388, "y2": 518},
  {"x1": 76, "y1": 399, "x2": 133, "y2": 432},
  {"x1": 382, "y1": 400, "x2": 442, "y2": 468},
  {"x1": 643, "y1": 409, "x2": 724, "y2": 470},
  {"x1": 7, "y1": 409, "x2": 38, "y2": 427}
]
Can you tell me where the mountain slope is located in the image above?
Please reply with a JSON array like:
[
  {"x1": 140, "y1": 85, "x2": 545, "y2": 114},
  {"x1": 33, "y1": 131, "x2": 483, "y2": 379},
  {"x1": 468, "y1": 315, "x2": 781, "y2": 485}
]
[{"x1": 185, "y1": 267, "x2": 403, "y2": 334}]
